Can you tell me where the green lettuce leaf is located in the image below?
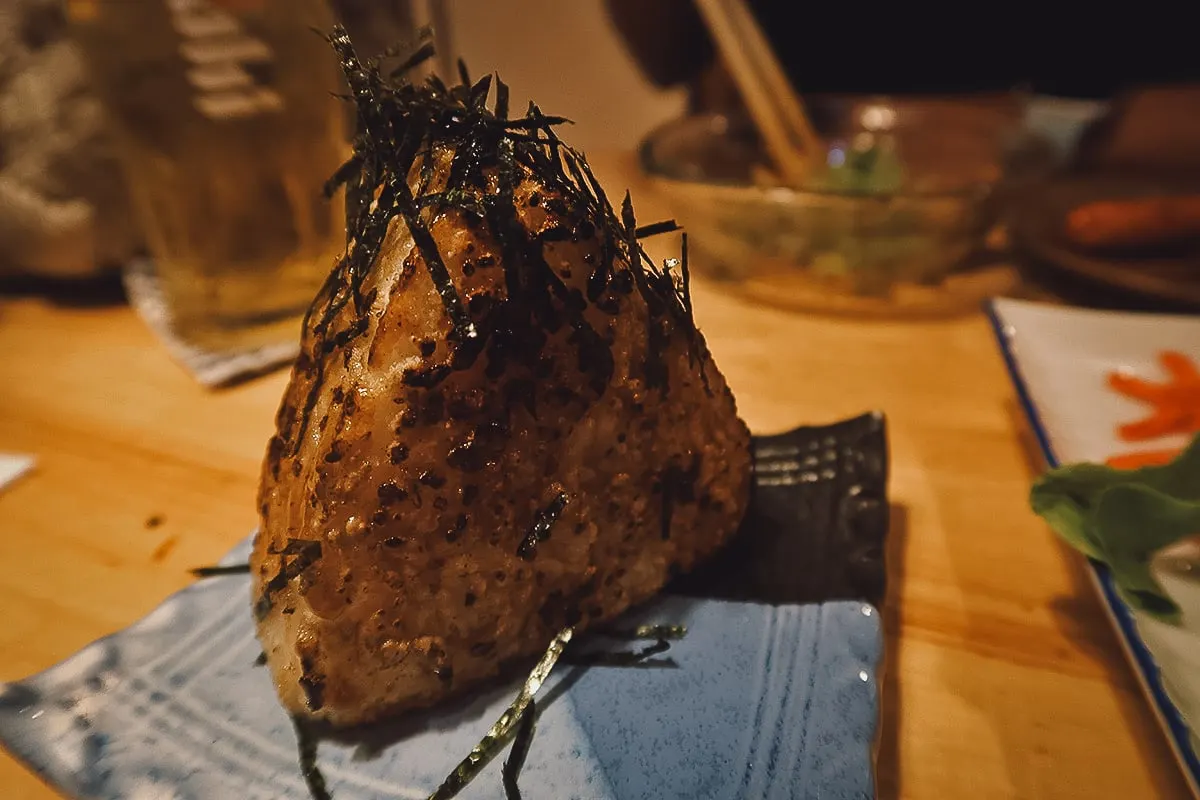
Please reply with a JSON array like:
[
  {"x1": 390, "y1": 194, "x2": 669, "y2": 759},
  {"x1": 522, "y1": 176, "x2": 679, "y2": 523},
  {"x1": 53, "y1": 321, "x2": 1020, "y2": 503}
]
[{"x1": 1030, "y1": 434, "x2": 1200, "y2": 623}]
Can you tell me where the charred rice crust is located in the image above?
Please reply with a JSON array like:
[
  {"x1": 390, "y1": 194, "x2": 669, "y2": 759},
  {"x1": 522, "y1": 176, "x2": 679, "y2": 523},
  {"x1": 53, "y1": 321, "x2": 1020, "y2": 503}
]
[{"x1": 251, "y1": 28, "x2": 752, "y2": 727}]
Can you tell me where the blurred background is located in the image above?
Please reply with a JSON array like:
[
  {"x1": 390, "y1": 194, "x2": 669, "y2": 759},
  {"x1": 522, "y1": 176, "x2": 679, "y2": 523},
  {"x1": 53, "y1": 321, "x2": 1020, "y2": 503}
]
[
  {"x1": 4, "y1": 0, "x2": 1200, "y2": 365},
  {"x1": 0, "y1": 0, "x2": 689, "y2": 373}
]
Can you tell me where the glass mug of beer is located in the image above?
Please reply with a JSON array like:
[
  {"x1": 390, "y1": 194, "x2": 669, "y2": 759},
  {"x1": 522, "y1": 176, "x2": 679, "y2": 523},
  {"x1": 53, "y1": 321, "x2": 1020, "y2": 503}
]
[{"x1": 69, "y1": 0, "x2": 351, "y2": 351}]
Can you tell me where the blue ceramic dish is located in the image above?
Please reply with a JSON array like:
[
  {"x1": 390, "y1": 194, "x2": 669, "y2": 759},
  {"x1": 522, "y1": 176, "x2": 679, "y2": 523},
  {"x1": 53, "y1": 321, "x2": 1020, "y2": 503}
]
[{"x1": 0, "y1": 414, "x2": 890, "y2": 800}]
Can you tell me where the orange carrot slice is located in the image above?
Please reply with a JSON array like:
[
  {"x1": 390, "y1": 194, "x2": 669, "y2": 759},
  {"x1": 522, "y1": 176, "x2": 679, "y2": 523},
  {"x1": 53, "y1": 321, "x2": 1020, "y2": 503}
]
[{"x1": 1106, "y1": 448, "x2": 1184, "y2": 469}]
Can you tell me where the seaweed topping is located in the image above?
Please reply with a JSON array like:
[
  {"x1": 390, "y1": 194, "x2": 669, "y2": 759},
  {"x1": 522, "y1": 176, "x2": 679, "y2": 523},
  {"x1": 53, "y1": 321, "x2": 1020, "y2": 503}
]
[
  {"x1": 294, "y1": 717, "x2": 333, "y2": 800},
  {"x1": 425, "y1": 622, "x2": 686, "y2": 800},
  {"x1": 516, "y1": 491, "x2": 569, "y2": 560},
  {"x1": 634, "y1": 219, "x2": 679, "y2": 239},
  {"x1": 563, "y1": 622, "x2": 688, "y2": 668},
  {"x1": 284, "y1": 620, "x2": 687, "y2": 800},
  {"x1": 562, "y1": 638, "x2": 674, "y2": 668},
  {"x1": 298, "y1": 649, "x2": 327, "y2": 711},
  {"x1": 282, "y1": 25, "x2": 701, "y2": 454},
  {"x1": 254, "y1": 539, "x2": 323, "y2": 620},
  {"x1": 427, "y1": 626, "x2": 574, "y2": 800},
  {"x1": 501, "y1": 698, "x2": 536, "y2": 800},
  {"x1": 190, "y1": 563, "x2": 251, "y2": 578},
  {"x1": 596, "y1": 623, "x2": 688, "y2": 641}
]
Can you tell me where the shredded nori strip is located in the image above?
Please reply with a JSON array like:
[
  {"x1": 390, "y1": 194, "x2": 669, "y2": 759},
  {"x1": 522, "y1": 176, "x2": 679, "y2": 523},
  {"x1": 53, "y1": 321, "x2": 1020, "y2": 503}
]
[
  {"x1": 255, "y1": 538, "x2": 322, "y2": 620},
  {"x1": 595, "y1": 623, "x2": 688, "y2": 641},
  {"x1": 389, "y1": 40, "x2": 437, "y2": 78},
  {"x1": 281, "y1": 25, "x2": 698, "y2": 454},
  {"x1": 494, "y1": 77, "x2": 510, "y2": 120},
  {"x1": 284, "y1": 621, "x2": 686, "y2": 800},
  {"x1": 680, "y1": 232, "x2": 695, "y2": 332},
  {"x1": 562, "y1": 638, "x2": 676, "y2": 668},
  {"x1": 634, "y1": 219, "x2": 679, "y2": 239},
  {"x1": 294, "y1": 717, "x2": 333, "y2": 800},
  {"x1": 563, "y1": 624, "x2": 686, "y2": 668},
  {"x1": 501, "y1": 698, "x2": 536, "y2": 800},
  {"x1": 561, "y1": 622, "x2": 687, "y2": 667},
  {"x1": 427, "y1": 627, "x2": 574, "y2": 800},
  {"x1": 516, "y1": 491, "x2": 569, "y2": 560},
  {"x1": 189, "y1": 563, "x2": 251, "y2": 578}
]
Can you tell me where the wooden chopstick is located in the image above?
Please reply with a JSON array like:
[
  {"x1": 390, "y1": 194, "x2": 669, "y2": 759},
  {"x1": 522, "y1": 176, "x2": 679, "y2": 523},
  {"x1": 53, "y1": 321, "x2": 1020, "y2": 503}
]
[
  {"x1": 693, "y1": 0, "x2": 822, "y2": 186},
  {"x1": 718, "y1": 0, "x2": 823, "y2": 159}
]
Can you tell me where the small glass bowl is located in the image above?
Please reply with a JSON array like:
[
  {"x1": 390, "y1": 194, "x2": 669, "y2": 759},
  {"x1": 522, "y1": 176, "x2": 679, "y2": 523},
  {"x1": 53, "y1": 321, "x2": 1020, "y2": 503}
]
[{"x1": 638, "y1": 94, "x2": 1031, "y2": 315}]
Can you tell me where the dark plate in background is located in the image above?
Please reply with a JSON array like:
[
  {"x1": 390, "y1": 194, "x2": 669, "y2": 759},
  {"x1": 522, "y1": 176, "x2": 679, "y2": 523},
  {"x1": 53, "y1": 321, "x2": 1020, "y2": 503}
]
[{"x1": 1010, "y1": 172, "x2": 1200, "y2": 310}]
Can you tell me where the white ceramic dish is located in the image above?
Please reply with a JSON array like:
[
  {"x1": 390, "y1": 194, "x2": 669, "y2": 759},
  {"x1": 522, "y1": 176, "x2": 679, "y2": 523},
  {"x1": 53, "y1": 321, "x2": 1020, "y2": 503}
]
[{"x1": 988, "y1": 297, "x2": 1200, "y2": 797}]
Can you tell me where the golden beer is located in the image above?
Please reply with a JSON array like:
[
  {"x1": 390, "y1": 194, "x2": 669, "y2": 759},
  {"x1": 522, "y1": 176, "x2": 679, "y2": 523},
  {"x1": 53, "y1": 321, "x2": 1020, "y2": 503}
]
[{"x1": 71, "y1": 0, "x2": 350, "y2": 350}]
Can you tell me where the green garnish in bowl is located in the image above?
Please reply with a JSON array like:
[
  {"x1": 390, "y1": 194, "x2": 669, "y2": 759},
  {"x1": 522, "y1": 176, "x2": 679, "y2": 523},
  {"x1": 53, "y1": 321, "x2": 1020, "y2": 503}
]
[{"x1": 1031, "y1": 433, "x2": 1200, "y2": 624}]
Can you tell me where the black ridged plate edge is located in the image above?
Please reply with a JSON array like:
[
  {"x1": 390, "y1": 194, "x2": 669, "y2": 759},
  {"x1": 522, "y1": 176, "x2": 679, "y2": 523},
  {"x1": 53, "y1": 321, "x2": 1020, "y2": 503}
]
[{"x1": 671, "y1": 411, "x2": 890, "y2": 608}]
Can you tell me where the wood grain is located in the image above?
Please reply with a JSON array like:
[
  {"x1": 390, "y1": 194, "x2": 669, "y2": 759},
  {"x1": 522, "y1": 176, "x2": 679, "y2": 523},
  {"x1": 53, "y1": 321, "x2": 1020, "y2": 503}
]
[{"x1": 0, "y1": 155, "x2": 1192, "y2": 799}]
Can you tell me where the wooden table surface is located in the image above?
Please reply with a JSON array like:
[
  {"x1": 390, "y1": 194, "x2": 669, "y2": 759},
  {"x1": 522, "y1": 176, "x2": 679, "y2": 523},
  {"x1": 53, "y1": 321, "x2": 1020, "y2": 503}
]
[{"x1": 0, "y1": 158, "x2": 1193, "y2": 799}]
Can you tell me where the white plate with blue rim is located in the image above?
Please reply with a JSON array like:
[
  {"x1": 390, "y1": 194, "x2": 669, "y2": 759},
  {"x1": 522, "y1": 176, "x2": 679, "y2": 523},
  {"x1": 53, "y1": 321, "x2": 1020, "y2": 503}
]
[
  {"x1": 988, "y1": 297, "x2": 1200, "y2": 798},
  {"x1": 0, "y1": 414, "x2": 891, "y2": 800}
]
